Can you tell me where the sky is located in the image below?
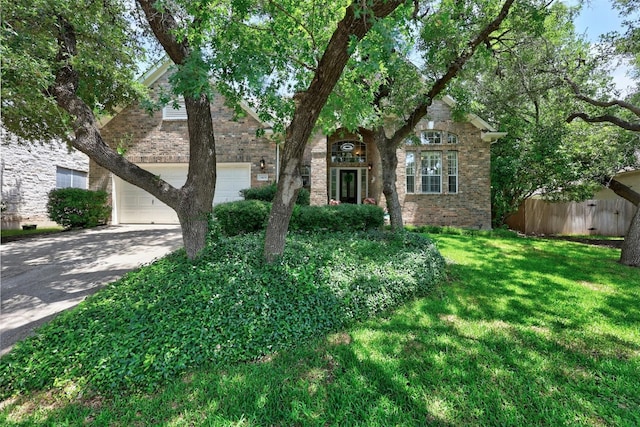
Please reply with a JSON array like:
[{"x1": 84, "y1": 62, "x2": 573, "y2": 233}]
[
  {"x1": 572, "y1": 1, "x2": 624, "y2": 42},
  {"x1": 569, "y1": 0, "x2": 635, "y2": 93}
]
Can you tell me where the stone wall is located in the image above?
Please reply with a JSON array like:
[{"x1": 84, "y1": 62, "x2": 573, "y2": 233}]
[
  {"x1": 1, "y1": 128, "x2": 89, "y2": 229},
  {"x1": 93, "y1": 70, "x2": 276, "y2": 196}
]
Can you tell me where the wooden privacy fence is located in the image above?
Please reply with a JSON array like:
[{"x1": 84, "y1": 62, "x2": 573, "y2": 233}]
[{"x1": 506, "y1": 198, "x2": 637, "y2": 236}]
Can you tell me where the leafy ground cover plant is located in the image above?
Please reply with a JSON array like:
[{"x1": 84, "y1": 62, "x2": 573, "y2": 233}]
[
  {"x1": 1, "y1": 231, "x2": 637, "y2": 426},
  {"x1": 0, "y1": 230, "x2": 444, "y2": 398}
]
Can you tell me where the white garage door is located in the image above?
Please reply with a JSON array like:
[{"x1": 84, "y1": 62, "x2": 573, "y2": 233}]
[{"x1": 114, "y1": 163, "x2": 251, "y2": 224}]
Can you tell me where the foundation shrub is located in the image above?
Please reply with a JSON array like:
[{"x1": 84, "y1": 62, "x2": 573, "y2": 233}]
[
  {"x1": 291, "y1": 204, "x2": 384, "y2": 232},
  {"x1": 46, "y1": 188, "x2": 110, "y2": 229},
  {"x1": 214, "y1": 202, "x2": 384, "y2": 236},
  {"x1": 213, "y1": 200, "x2": 270, "y2": 236},
  {"x1": 240, "y1": 183, "x2": 310, "y2": 206}
]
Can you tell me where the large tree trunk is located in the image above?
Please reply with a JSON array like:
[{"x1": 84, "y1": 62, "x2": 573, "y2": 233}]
[
  {"x1": 138, "y1": 0, "x2": 218, "y2": 258},
  {"x1": 264, "y1": 153, "x2": 303, "y2": 261},
  {"x1": 608, "y1": 178, "x2": 640, "y2": 267},
  {"x1": 264, "y1": 0, "x2": 404, "y2": 262},
  {"x1": 178, "y1": 95, "x2": 217, "y2": 259},
  {"x1": 53, "y1": 5, "x2": 218, "y2": 260},
  {"x1": 373, "y1": 129, "x2": 403, "y2": 231},
  {"x1": 620, "y1": 207, "x2": 640, "y2": 267}
]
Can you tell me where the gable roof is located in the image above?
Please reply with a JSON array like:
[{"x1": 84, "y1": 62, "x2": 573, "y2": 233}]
[
  {"x1": 441, "y1": 95, "x2": 506, "y2": 142},
  {"x1": 100, "y1": 58, "x2": 505, "y2": 143},
  {"x1": 98, "y1": 58, "x2": 271, "y2": 131}
]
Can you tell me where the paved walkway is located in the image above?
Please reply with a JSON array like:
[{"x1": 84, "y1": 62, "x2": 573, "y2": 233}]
[{"x1": 0, "y1": 225, "x2": 183, "y2": 356}]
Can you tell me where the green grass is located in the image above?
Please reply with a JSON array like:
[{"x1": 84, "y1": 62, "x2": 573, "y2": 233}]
[
  {"x1": 0, "y1": 226, "x2": 63, "y2": 239},
  {"x1": 1, "y1": 231, "x2": 638, "y2": 426}
]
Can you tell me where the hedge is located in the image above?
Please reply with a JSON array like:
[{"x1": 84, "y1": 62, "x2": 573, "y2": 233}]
[{"x1": 46, "y1": 188, "x2": 110, "y2": 229}]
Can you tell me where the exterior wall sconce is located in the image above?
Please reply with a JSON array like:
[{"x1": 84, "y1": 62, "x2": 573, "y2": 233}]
[
  {"x1": 368, "y1": 163, "x2": 373, "y2": 171},
  {"x1": 260, "y1": 157, "x2": 266, "y2": 170}
]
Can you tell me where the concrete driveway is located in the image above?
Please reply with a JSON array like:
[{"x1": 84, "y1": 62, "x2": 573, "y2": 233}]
[{"x1": 0, "y1": 225, "x2": 183, "y2": 356}]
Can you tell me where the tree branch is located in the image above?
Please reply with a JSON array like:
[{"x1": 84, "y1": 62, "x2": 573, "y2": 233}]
[
  {"x1": 389, "y1": 0, "x2": 516, "y2": 146},
  {"x1": 136, "y1": 0, "x2": 190, "y2": 64},
  {"x1": 564, "y1": 76, "x2": 640, "y2": 132},
  {"x1": 49, "y1": 15, "x2": 181, "y2": 205},
  {"x1": 608, "y1": 178, "x2": 640, "y2": 206},
  {"x1": 566, "y1": 112, "x2": 640, "y2": 131}
]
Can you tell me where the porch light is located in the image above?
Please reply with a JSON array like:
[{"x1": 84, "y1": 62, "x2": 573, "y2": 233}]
[
  {"x1": 368, "y1": 163, "x2": 373, "y2": 171},
  {"x1": 260, "y1": 157, "x2": 266, "y2": 170}
]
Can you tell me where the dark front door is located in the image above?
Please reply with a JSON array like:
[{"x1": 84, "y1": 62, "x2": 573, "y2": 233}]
[{"x1": 339, "y1": 170, "x2": 358, "y2": 204}]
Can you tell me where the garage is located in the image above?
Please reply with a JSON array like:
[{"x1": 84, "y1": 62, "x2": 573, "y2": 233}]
[{"x1": 113, "y1": 163, "x2": 251, "y2": 224}]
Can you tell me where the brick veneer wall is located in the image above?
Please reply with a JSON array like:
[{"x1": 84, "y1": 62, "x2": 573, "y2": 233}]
[
  {"x1": 307, "y1": 100, "x2": 492, "y2": 229},
  {"x1": 1, "y1": 128, "x2": 89, "y2": 228},
  {"x1": 92, "y1": 71, "x2": 276, "y2": 197},
  {"x1": 397, "y1": 102, "x2": 492, "y2": 229}
]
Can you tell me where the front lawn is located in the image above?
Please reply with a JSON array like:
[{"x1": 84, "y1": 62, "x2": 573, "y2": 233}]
[{"x1": 1, "y1": 230, "x2": 638, "y2": 426}]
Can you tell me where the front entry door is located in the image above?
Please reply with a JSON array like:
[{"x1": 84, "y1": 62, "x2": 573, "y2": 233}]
[{"x1": 339, "y1": 170, "x2": 358, "y2": 204}]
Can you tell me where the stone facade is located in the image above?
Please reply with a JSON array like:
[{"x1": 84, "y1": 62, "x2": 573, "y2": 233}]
[
  {"x1": 1, "y1": 128, "x2": 89, "y2": 229},
  {"x1": 307, "y1": 99, "x2": 493, "y2": 229},
  {"x1": 92, "y1": 69, "x2": 276, "y2": 197}
]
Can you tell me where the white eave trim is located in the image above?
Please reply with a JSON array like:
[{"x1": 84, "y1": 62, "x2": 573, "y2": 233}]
[{"x1": 482, "y1": 131, "x2": 507, "y2": 142}]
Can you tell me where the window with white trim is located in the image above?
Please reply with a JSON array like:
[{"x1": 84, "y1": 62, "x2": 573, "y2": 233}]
[
  {"x1": 447, "y1": 151, "x2": 458, "y2": 193},
  {"x1": 406, "y1": 152, "x2": 416, "y2": 193},
  {"x1": 421, "y1": 152, "x2": 442, "y2": 193},
  {"x1": 421, "y1": 131, "x2": 441, "y2": 145},
  {"x1": 406, "y1": 130, "x2": 460, "y2": 195},
  {"x1": 301, "y1": 165, "x2": 311, "y2": 189},
  {"x1": 162, "y1": 97, "x2": 187, "y2": 120},
  {"x1": 56, "y1": 167, "x2": 87, "y2": 189}
]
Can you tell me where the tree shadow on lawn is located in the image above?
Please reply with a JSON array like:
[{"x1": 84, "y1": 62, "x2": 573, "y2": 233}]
[
  {"x1": 5, "y1": 298, "x2": 636, "y2": 426},
  {"x1": 2, "y1": 233, "x2": 638, "y2": 425},
  {"x1": 431, "y1": 234, "x2": 639, "y2": 329}
]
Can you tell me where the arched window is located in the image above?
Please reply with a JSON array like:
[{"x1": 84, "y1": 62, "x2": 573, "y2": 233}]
[{"x1": 330, "y1": 140, "x2": 367, "y2": 164}]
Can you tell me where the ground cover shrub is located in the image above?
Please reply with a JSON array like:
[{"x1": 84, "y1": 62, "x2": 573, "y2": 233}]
[
  {"x1": 0, "y1": 231, "x2": 445, "y2": 397},
  {"x1": 46, "y1": 188, "x2": 110, "y2": 229},
  {"x1": 240, "y1": 183, "x2": 310, "y2": 205}
]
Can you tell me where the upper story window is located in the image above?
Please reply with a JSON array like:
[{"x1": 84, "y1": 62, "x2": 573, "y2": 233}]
[
  {"x1": 419, "y1": 131, "x2": 458, "y2": 145},
  {"x1": 330, "y1": 140, "x2": 367, "y2": 164},
  {"x1": 421, "y1": 131, "x2": 441, "y2": 145},
  {"x1": 56, "y1": 166, "x2": 87, "y2": 189},
  {"x1": 163, "y1": 97, "x2": 187, "y2": 120}
]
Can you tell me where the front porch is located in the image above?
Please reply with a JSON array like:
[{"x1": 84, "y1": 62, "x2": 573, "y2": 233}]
[{"x1": 308, "y1": 129, "x2": 382, "y2": 206}]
